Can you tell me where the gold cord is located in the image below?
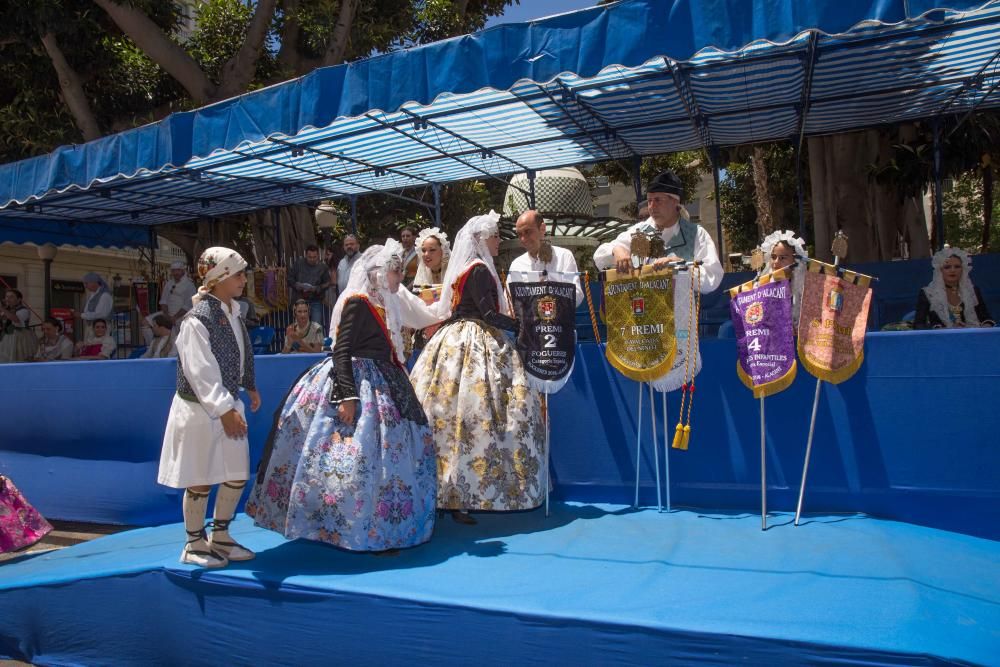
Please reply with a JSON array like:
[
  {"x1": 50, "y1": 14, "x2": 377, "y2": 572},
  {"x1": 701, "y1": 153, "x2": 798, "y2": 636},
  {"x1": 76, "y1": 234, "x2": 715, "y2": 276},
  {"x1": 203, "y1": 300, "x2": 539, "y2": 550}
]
[{"x1": 583, "y1": 271, "x2": 602, "y2": 344}]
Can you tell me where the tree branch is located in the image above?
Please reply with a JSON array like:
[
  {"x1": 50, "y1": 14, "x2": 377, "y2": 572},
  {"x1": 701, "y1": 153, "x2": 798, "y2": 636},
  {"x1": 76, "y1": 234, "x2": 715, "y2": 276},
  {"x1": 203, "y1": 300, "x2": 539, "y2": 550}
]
[
  {"x1": 322, "y1": 0, "x2": 360, "y2": 67},
  {"x1": 93, "y1": 0, "x2": 216, "y2": 104},
  {"x1": 39, "y1": 32, "x2": 102, "y2": 142},
  {"x1": 215, "y1": 0, "x2": 279, "y2": 100}
]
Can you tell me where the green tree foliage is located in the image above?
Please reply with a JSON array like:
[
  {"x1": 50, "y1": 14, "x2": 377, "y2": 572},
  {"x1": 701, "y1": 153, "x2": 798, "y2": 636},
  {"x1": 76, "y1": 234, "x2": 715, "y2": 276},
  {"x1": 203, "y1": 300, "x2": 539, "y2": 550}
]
[
  {"x1": 943, "y1": 170, "x2": 1000, "y2": 251},
  {"x1": 717, "y1": 161, "x2": 758, "y2": 256},
  {"x1": 0, "y1": 0, "x2": 517, "y2": 259},
  {"x1": 1, "y1": 1, "x2": 519, "y2": 157}
]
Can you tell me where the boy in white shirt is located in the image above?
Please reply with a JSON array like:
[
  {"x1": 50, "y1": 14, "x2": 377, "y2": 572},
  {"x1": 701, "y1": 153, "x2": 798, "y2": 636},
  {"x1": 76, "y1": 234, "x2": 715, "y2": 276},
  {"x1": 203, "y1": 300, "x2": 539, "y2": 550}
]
[{"x1": 157, "y1": 247, "x2": 262, "y2": 568}]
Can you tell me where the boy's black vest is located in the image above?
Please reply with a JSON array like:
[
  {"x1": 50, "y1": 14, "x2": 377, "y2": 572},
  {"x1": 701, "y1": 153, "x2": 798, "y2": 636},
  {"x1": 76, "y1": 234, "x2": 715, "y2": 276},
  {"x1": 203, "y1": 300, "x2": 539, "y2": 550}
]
[{"x1": 176, "y1": 296, "x2": 256, "y2": 402}]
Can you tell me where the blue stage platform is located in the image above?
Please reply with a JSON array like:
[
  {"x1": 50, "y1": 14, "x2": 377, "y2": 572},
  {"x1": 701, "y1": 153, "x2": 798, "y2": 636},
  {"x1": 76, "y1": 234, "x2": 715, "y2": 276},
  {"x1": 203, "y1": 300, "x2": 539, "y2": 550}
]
[
  {"x1": 2, "y1": 503, "x2": 998, "y2": 666},
  {"x1": 2, "y1": 329, "x2": 997, "y2": 539}
]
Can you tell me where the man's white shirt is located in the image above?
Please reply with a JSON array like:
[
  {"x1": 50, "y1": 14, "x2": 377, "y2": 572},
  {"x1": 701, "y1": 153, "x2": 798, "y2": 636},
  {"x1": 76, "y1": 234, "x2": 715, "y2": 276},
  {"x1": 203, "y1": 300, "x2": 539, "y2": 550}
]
[
  {"x1": 508, "y1": 244, "x2": 584, "y2": 306},
  {"x1": 161, "y1": 276, "x2": 197, "y2": 317},
  {"x1": 592, "y1": 218, "x2": 724, "y2": 293}
]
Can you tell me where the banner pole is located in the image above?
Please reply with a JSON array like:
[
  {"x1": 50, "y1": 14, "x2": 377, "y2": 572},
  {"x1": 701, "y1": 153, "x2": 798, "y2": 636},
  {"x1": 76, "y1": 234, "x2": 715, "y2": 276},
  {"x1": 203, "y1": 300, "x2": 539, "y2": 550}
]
[
  {"x1": 662, "y1": 390, "x2": 671, "y2": 512},
  {"x1": 795, "y1": 378, "x2": 823, "y2": 526},
  {"x1": 795, "y1": 249, "x2": 843, "y2": 526},
  {"x1": 633, "y1": 382, "x2": 644, "y2": 508},
  {"x1": 544, "y1": 391, "x2": 550, "y2": 518},
  {"x1": 760, "y1": 394, "x2": 767, "y2": 531},
  {"x1": 648, "y1": 382, "x2": 662, "y2": 512}
]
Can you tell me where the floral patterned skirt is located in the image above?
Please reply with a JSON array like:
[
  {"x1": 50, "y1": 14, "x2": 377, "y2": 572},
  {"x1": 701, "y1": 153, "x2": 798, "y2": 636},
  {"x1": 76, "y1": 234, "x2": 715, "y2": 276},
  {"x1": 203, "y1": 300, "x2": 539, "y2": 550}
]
[
  {"x1": 410, "y1": 319, "x2": 545, "y2": 512},
  {"x1": 0, "y1": 476, "x2": 53, "y2": 554},
  {"x1": 247, "y1": 357, "x2": 437, "y2": 552}
]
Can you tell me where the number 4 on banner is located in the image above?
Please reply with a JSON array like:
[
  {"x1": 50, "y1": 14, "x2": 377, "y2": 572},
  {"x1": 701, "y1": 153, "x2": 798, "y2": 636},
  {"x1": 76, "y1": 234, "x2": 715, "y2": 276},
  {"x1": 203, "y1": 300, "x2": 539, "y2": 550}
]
[{"x1": 747, "y1": 337, "x2": 762, "y2": 353}]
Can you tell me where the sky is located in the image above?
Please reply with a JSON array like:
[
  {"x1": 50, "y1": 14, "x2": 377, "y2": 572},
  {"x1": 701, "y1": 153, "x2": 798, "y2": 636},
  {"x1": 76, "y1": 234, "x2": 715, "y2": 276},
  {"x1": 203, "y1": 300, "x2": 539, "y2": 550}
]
[{"x1": 485, "y1": 0, "x2": 601, "y2": 28}]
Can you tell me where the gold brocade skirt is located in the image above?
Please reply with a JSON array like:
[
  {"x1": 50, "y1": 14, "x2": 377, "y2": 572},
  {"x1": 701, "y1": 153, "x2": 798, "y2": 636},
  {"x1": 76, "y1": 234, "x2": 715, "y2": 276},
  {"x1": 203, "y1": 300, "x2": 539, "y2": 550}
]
[{"x1": 410, "y1": 319, "x2": 545, "y2": 511}]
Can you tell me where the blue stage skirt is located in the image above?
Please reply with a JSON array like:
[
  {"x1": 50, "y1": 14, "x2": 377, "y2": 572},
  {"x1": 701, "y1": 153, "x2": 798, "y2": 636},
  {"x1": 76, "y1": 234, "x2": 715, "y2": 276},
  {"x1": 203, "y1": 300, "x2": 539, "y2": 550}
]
[{"x1": 247, "y1": 357, "x2": 437, "y2": 552}]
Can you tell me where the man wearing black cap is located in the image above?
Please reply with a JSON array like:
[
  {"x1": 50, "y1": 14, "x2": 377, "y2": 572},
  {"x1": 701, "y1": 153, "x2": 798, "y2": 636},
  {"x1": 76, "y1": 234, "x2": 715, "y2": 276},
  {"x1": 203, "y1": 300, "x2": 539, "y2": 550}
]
[{"x1": 593, "y1": 170, "x2": 723, "y2": 293}]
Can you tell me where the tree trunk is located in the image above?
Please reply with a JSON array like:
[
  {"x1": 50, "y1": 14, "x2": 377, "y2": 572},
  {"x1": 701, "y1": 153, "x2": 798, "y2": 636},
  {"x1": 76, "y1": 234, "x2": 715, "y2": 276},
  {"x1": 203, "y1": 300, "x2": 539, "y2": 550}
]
[
  {"x1": 277, "y1": 0, "x2": 303, "y2": 75},
  {"x1": 39, "y1": 32, "x2": 101, "y2": 142},
  {"x1": 244, "y1": 206, "x2": 317, "y2": 266},
  {"x1": 216, "y1": 0, "x2": 279, "y2": 100},
  {"x1": 982, "y1": 164, "x2": 993, "y2": 253},
  {"x1": 94, "y1": 0, "x2": 216, "y2": 104},
  {"x1": 807, "y1": 136, "x2": 831, "y2": 260},
  {"x1": 750, "y1": 145, "x2": 775, "y2": 237},
  {"x1": 453, "y1": 0, "x2": 471, "y2": 17},
  {"x1": 322, "y1": 0, "x2": 360, "y2": 67},
  {"x1": 806, "y1": 129, "x2": 928, "y2": 262}
]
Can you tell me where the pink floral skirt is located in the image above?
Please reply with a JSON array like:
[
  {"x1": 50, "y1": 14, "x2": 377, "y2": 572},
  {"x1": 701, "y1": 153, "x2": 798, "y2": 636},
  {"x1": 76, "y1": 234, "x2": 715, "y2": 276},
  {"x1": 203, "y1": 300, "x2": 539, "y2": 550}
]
[{"x1": 0, "y1": 476, "x2": 53, "y2": 554}]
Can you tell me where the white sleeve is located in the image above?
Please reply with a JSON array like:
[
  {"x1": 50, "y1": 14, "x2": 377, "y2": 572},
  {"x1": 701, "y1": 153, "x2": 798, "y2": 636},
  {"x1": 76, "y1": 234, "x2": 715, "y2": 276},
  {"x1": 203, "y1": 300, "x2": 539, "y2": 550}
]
[
  {"x1": 100, "y1": 336, "x2": 117, "y2": 359},
  {"x1": 177, "y1": 318, "x2": 235, "y2": 418},
  {"x1": 59, "y1": 337, "x2": 74, "y2": 360},
  {"x1": 592, "y1": 227, "x2": 634, "y2": 271},
  {"x1": 397, "y1": 288, "x2": 445, "y2": 330},
  {"x1": 693, "y1": 226, "x2": 724, "y2": 294},
  {"x1": 592, "y1": 242, "x2": 617, "y2": 271}
]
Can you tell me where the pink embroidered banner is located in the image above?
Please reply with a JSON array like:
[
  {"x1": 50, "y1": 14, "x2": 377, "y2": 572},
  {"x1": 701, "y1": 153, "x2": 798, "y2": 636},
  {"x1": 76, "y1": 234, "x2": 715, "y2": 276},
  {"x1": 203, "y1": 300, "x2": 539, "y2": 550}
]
[{"x1": 797, "y1": 260, "x2": 873, "y2": 384}]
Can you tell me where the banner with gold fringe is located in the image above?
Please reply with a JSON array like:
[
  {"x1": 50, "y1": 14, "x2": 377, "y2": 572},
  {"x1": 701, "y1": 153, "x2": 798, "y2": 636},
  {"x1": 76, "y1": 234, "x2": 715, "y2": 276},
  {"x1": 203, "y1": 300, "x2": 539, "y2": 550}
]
[
  {"x1": 508, "y1": 273, "x2": 577, "y2": 394},
  {"x1": 797, "y1": 259, "x2": 873, "y2": 384},
  {"x1": 729, "y1": 268, "x2": 797, "y2": 398},
  {"x1": 603, "y1": 267, "x2": 676, "y2": 382}
]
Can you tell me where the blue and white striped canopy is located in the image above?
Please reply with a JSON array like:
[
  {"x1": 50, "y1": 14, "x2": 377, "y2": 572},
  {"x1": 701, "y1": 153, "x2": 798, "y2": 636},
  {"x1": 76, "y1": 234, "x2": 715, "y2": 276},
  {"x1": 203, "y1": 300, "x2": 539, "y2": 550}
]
[{"x1": 0, "y1": 0, "x2": 997, "y2": 241}]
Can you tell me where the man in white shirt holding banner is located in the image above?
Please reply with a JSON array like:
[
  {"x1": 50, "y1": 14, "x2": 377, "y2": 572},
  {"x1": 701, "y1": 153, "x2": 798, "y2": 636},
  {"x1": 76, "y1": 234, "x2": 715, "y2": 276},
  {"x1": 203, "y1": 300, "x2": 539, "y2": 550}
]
[
  {"x1": 509, "y1": 210, "x2": 584, "y2": 308},
  {"x1": 506, "y1": 209, "x2": 584, "y2": 515},
  {"x1": 593, "y1": 170, "x2": 724, "y2": 294},
  {"x1": 507, "y1": 209, "x2": 584, "y2": 393}
]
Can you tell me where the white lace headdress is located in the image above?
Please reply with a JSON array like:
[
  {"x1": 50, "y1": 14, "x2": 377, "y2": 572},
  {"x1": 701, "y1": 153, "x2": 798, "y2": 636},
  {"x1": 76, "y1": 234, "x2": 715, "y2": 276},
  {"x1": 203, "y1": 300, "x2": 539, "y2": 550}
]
[
  {"x1": 413, "y1": 227, "x2": 451, "y2": 286},
  {"x1": 432, "y1": 211, "x2": 509, "y2": 319},
  {"x1": 758, "y1": 230, "x2": 808, "y2": 322},
  {"x1": 328, "y1": 239, "x2": 406, "y2": 361},
  {"x1": 923, "y1": 246, "x2": 980, "y2": 327}
]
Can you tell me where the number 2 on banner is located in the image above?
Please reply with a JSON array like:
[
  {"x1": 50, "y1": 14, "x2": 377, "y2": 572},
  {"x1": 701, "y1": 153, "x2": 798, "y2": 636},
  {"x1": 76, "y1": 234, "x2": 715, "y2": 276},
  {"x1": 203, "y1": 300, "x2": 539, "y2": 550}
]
[
  {"x1": 543, "y1": 333, "x2": 557, "y2": 348},
  {"x1": 748, "y1": 337, "x2": 762, "y2": 353}
]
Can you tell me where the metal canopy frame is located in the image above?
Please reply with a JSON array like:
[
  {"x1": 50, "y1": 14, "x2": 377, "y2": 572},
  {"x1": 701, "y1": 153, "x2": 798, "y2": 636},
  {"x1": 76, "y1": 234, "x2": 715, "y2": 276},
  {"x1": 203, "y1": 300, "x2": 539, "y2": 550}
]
[{"x1": 0, "y1": 5, "x2": 998, "y2": 238}]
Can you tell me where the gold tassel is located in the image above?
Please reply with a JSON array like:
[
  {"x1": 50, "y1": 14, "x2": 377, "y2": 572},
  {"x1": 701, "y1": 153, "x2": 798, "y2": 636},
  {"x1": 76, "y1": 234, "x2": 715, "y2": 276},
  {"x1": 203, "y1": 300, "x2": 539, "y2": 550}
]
[
  {"x1": 672, "y1": 422, "x2": 685, "y2": 449},
  {"x1": 680, "y1": 424, "x2": 691, "y2": 450}
]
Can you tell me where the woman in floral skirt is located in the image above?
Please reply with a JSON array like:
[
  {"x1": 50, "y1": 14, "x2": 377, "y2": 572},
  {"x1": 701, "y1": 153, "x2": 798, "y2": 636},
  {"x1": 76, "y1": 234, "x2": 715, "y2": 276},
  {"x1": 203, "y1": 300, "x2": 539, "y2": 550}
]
[
  {"x1": 411, "y1": 211, "x2": 545, "y2": 525},
  {"x1": 248, "y1": 240, "x2": 442, "y2": 552}
]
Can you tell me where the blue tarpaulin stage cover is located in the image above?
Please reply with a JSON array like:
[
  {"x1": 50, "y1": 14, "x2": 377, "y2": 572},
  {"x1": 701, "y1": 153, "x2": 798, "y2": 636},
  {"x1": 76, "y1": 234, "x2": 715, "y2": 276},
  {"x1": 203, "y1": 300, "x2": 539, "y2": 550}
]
[
  {"x1": 0, "y1": 0, "x2": 998, "y2": 242},
  {"x1": 2, "y1": 329, "x2": 997, "y2": 539},
  {"x1": 1, "y1": 507, "x2": 998, "y2": 665}
]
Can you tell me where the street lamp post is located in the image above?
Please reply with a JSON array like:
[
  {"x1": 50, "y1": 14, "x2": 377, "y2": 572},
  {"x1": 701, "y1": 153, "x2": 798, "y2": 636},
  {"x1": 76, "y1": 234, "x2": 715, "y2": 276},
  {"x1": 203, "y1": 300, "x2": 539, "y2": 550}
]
[{"x1": 36, "y1": 243, "x2": 58, "y2": 317}]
